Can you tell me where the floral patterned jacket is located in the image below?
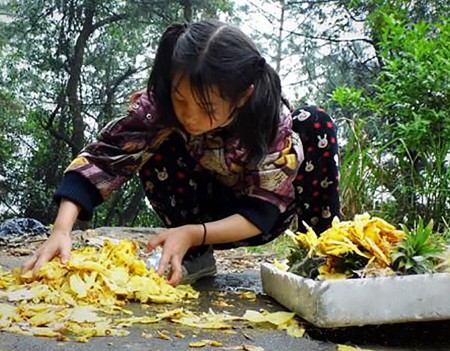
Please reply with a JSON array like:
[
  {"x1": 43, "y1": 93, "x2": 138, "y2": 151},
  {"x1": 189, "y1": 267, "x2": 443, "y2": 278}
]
[{"x1": 61, "y1": 90, "x2": 303, "y2": 223}]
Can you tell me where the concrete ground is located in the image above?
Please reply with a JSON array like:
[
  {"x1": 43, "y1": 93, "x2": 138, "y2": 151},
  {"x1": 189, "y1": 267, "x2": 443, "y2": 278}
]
[
  {"x1": 1, "y1": 227, "x2": 450, "y2": 351},
  {"x1": 2, "y1": 267, "x2": 450, "y2": 350},
  {"x1": 0, "y1": 255, "x2": 334, "y2": 351}
]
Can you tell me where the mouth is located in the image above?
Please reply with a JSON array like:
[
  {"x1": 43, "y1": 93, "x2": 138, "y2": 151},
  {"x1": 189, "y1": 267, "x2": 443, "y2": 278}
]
[{"x1": 183, "y1": 124, "x2": 202, "y2": 135}]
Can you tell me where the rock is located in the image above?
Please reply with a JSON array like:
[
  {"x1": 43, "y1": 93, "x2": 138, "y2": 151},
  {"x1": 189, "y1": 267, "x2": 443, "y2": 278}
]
[
  {"x1": 0, "y1": 218, "x2": 49, "y2": 247},
  {"x1": 0, "y1": 218, "x2": 48, "y2": 237}
]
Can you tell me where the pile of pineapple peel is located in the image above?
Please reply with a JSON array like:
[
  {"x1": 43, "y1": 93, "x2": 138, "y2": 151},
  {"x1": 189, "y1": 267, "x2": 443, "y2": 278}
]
[
  {"x1": 0, "y1": 239, "x2": 306, "y2": 342},
  {"x1": 286, "y1": 213, "x2": 406, "y2": 279},
  {"x1": 0, "y1": 239, "x2": 199, "y2": 340}
]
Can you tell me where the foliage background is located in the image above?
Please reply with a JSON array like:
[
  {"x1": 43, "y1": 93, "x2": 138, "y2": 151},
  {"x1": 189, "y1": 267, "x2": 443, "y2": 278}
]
[{"x1": 0, "y1": 0, "x2": 448, "y2": 232}]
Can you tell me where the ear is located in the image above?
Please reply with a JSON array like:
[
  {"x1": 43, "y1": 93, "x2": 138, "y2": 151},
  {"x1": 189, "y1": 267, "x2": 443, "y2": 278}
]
[{"x1": 237, "y1": 84, "x2": 254, "y2": 107}]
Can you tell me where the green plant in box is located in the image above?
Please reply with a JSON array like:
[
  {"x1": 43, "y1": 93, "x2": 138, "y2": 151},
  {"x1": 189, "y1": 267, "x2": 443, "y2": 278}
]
[{"x1": 392, "y1": 218, "x2": 446, "y2": 275}]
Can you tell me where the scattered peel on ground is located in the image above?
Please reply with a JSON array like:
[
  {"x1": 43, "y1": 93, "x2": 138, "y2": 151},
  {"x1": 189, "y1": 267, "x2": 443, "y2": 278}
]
[
  {"x1": 189, "y1": 339, "x2": 223, "y2": 347},
  {"x1": 0, "y1": 239, "x2": 198, "y2": 340},
  {"x1": 239, "y1": 291, "x2": 257, "y2": 301},
  {"x1": 222, "y1": 346, "x2": 264, "y2": 351},
  {"x1": 0, "y1": 240, "x2": 306, "y2": 343},
  {"x1": 242, "y1": 310, "x2": 305, "y2": 337},
  {"x1": 337, "y1": 345, "x2": 373, "y2": 351},
  {"x1": 0, "y1": 266, "x2": 14, "y2": 289},
  {"x1": 171, "y1": 308, "x2": 238, "y2": 329}
]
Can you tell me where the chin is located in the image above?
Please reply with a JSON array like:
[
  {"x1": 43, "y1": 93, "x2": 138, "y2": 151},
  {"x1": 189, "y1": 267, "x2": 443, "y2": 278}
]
[
  {"x1": 188, "y1": 130, "x2": 204, "y2": 136},
  {"x1": 184, "y1": 126, "x2": 205, "y2": 135}
]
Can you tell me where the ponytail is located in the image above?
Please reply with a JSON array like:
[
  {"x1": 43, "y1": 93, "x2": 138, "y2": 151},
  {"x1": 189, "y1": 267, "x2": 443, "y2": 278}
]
[
  {"x1": 235, "y1": 61, "x2": 281, "y2": 163},
  {"x1": 147, "y1": 23, "x2": 187, "y2": 123}
]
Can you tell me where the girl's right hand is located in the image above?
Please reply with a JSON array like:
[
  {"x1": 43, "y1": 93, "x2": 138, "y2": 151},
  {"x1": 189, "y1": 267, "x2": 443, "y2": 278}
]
[
  {"x1": 21, "y1": 230, "x2": 72, "y2": 277},
  {"x1": 21, "y1": 198, "x2": 80, "y2": 277}
]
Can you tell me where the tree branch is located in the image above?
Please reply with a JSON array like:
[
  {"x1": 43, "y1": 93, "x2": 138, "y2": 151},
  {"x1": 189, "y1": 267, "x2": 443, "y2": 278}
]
[
  {"x1": 286, "y1": 29, "x2": 374, "y2": 45},
  {"x1": 98, "y1": 64, "x2": 150, "y2": 127},
  {"x1": 287, "y1": 0, "x2": 340, "y2": 5},
  {"x1": 246, "y1": 0, "x2": 279, "y2": 24},
  {"x1": 92, "y1": 13, "x2": 129, "y2": 32},
  {"x1": 39, "y1": 108, "x2": 77, "y2": 152},
  {"x1": 48, "y1": 88, "x2": 66, "y2": 127},
  {"x1": 0, "y1": 198, "x2": 20, "y2": 215},
  {"x1": 284, "y1": 78, "x2": 311, "y2": 87},
  {"x1": 109, "y1": 65, "x2": 148, "y2": 94},
  {"x1": 343, "y1": 6, "x2": 366, "y2": 22},
  {"x1": 40, "y1": 89, "x2": 76, "y2": 149}
]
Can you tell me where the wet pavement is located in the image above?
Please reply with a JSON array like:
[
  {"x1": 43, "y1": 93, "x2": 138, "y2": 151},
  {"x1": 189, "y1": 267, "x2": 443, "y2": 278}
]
[
  {"x1": 0, "y1": 258, "x2": 334, "y2": 351},
  {"x1": 1, "y1": 250, "x2": 450, "y2": 350},
  {"x1": 199, "y1": 273, "x2": 450, "y2": 351},
  {"x1": 2, "y1": 268, "x2": 450, "y2": 350}
]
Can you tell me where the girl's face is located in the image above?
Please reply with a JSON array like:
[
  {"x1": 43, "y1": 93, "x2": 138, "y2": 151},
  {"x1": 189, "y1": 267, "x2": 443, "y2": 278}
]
[{"x1": 171, "y1": 75, "x2": 250, "y2": 135}]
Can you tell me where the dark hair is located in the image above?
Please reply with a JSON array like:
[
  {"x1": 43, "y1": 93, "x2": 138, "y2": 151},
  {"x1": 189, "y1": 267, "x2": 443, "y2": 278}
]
[{"x1": 147, "y1": 19, "x2": 281, "y2": 162}]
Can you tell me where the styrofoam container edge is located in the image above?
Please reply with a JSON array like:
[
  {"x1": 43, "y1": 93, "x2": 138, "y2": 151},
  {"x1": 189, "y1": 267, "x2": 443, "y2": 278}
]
[{"x1": 261, "y1": 262, "x2": 450, "y2": 328}]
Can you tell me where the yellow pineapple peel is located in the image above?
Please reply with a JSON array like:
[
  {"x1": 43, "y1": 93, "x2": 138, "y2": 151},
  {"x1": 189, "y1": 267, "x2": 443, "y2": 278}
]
[{"x1": 289, "y1": 213, "x2": 405, "y2": 279}]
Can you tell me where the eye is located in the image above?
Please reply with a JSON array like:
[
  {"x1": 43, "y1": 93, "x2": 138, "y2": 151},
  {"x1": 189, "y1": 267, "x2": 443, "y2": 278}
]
[
  {"x1": 206, "y1": 108, "x2": 217, "y2": 116},
  {"x1": 203, "y1": 105, "x2": 217, "y2": 116},
  {"x1": 173, "y1": 96, "x2": 186, "y2": 104}
]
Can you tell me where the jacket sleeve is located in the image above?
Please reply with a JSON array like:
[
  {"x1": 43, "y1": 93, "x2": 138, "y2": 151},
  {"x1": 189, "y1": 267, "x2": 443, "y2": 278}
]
[
  {"x1": 236, "y1": 115, "x2": 304, "y2": 232},
  {"x1": 55, "y1": 91, "x2": 166, "y2": 219}
]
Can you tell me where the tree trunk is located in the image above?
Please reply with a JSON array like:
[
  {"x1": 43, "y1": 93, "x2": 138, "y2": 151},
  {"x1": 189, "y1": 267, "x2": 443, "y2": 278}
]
[
  {"x1": 275, "y1": 0, "x2": 285, "y2": 73},
  {"x1": 182, "y1": 0, "x2": 193, "y2": 22},
  {"x1": 66, "y1": 3, "x2": 95, "y2": 156},
  {"x1": 120, "y1": 185, "x2": 146, "y2": 226}
]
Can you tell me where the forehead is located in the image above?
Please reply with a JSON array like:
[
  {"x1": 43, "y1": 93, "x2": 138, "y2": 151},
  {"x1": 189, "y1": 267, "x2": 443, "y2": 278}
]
[{"x1": 171, "y1": 73, "x2": 225, "y2": 102}]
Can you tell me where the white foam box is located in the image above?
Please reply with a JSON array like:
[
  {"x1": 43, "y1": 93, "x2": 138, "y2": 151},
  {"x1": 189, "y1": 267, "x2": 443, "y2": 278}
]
[{"x1": 260, "y1": 263, "x2": 450, "y2": 328}]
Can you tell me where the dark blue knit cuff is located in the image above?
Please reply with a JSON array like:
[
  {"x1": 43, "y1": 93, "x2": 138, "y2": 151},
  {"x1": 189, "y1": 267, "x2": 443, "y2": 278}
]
[
  {"x1": 53, "y1": 172, "x2": 103, "y2": 221},
  {"x1": 236, "y1": 197, "x2": 280, "y2": 233}
]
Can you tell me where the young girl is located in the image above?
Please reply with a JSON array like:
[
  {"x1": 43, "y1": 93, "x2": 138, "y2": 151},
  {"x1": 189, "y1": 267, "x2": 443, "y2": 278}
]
[{"x1": 23, "y1": 19, "x2": 340, "y2": 286}]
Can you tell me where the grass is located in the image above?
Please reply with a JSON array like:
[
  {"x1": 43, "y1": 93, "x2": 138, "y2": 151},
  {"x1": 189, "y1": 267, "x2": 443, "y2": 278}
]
[{"x1": 245, "y1": 233, "x2": 294, "y2": 258}]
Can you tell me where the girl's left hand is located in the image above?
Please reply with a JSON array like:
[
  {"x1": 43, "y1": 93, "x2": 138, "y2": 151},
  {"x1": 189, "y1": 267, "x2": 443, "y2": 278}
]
[{"x1": 146, "y1": 224, "x2": 202, "y2": 286}]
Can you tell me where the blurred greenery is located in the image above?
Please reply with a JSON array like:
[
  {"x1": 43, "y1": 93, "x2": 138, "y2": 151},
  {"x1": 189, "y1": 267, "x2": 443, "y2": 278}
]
[
  {"x1": 0, "y1": 0, "x2": 449, "y2": 246},
  {"x1": 246, "y1": 233, "x2": 293, "y2": 258},
  {"x1": 0, "y1": 0, "x2": 230, "y2": 227},
  {"x1": 332, "y1": 13, "x2": 450, "y2": 232}
]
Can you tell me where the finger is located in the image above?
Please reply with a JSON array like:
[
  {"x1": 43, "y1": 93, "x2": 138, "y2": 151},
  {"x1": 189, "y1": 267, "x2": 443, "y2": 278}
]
[
  {"x1": 168, "y1": 256, "x2": 183, "y2": 287},
  {"x1": 145, "y1": 235, "x2": 165, "y2": 253},
  {"x1": 32, "y1": 251, "x2": 54, "y2": 277},
  {"x1": 60, "y1": 247, "x2": 71, "y2": 264},
  {"x1": 157, "y1": 252, "x2": 171, "y2": 277},
  {"x1": 21, "y1": 254, "x2": 39, "y2": 274}
]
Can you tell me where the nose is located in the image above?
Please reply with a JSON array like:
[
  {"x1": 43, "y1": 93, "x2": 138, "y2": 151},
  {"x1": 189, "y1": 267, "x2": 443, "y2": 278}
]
[
  {"x1": 180, "y1": 111, "x2": 197, "y2": 127},
  {"x1": 181, "y1": 104, "x2": 204, "y2": 125},
  {"x1": 178, "y1": 109, "x2": 201, "y2": 133}
]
